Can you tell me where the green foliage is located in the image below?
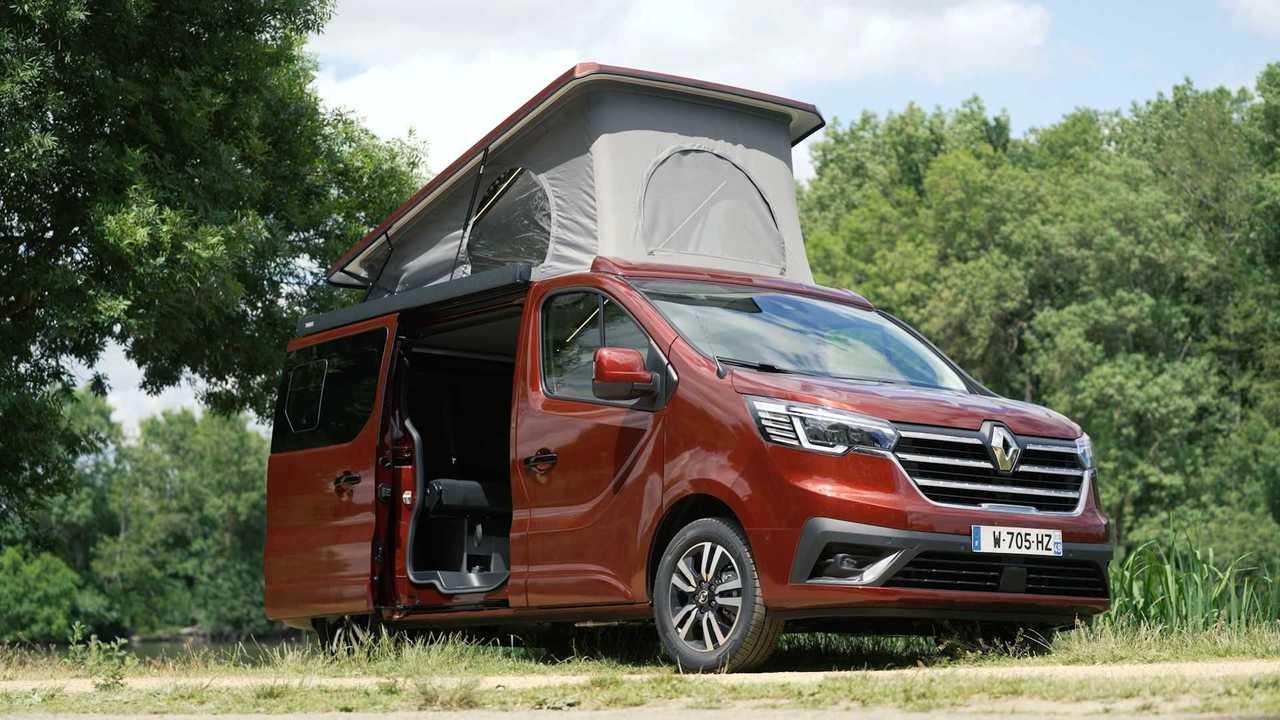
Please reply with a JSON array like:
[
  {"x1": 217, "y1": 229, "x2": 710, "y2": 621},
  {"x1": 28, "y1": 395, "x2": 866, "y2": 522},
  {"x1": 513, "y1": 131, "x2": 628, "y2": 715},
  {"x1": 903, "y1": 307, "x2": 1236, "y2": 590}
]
[
  {"x1": 65, "y1": 622, "x2": 132, "y2": 691},
  {"x1": 0, "y1": 0, "x2": 425, "y2": 520},
  {"x1": 92, "y1": 407, "x2": 271, "y2": 636},
  {"x1": 1, "y1": 391, "x2": 270, "y2": 640},
  {"x1": 1106, "y1": 541, "x2": 1280, "y2": 632},
  {"x1": 0, "y1": 547, "x2": 81, "y2": 642},
  {"x1": 802, "y1": 66, "x2": 1280, "y2": 552}
]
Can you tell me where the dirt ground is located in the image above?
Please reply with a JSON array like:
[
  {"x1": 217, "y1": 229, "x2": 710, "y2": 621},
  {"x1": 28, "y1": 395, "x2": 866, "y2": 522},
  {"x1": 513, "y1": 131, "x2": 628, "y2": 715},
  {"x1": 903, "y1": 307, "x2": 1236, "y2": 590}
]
[
  {"x1": 2, "y1": 657, "x2": 1277, "y2": 695},
  {"x1": 0, "y1": 706, "x2": 1253, "y2": 720}
]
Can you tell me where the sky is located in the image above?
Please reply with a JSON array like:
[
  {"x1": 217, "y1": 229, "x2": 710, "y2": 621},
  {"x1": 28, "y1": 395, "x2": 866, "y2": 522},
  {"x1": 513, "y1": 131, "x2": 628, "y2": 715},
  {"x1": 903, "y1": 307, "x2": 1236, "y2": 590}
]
[{"x1": 92, "y1": 0, "x2": 1280, "y2": 432}]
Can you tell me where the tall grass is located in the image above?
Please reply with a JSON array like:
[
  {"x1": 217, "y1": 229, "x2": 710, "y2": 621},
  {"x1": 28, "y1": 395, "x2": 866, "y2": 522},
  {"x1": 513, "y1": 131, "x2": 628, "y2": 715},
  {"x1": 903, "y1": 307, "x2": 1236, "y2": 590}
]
[
  {"x1": 1105, "y1": 540, "x2": 1280, "y2": 631},
  {"x1": 5, "y1": 540, "x2": 1280, "y2": 680}
]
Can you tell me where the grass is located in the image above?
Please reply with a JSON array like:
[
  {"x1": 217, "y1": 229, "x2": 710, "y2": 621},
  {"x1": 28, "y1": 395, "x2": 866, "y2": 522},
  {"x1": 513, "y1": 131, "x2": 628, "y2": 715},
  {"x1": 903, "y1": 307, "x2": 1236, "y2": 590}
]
[
  {"x1": 11, "y1": 624, "x2": 1274, "y2": 684},
  {"x1": 4, "y1": 667, "x2": 1280, "y2": 715},
  {"x1": 3, "y1": 539, "x2": 1280, "y2": 713},
  {"x1": 0, "y1": 628, "x2": 651, "y2": 682},
  {"x1": 1108, "y1": 540, "x2": 1280, "y2": 631}
]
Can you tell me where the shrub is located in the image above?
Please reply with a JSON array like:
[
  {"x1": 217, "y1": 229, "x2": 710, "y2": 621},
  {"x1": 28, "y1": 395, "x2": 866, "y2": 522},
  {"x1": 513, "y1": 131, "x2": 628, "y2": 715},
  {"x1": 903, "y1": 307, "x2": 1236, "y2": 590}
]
[{"x1": 0, "y1": 547, "x2": 82, "y2": 642}]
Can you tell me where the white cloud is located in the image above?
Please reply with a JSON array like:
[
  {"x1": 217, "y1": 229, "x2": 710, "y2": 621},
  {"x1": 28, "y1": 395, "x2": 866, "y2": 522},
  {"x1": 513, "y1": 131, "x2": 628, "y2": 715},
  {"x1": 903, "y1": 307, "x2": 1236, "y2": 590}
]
[
  {"x1": 310, "y1": 0, "x2": 1050, "y2": 172},
  {"x1": 1223, "y1": 0, "x2": 1280, "y2": 36},
  {"x1": 75, "y1": 343, "x2": 202, "y2": 435},
  {"x1": 793, "y1": 128, "x2": 825, "y2": 182},
  {"x1": 77, "y1": 344, "x2": 273, "y2": 437},
  {"x1": 314, "y1": 50, "x2": 580, "y2": 165}
]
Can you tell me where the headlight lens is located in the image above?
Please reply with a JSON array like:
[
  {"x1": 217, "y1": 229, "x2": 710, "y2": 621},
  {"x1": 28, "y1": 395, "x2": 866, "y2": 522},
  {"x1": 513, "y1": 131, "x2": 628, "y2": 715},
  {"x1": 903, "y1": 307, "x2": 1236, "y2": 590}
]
[
  {"x1": 748, "y1": 396, "x2": 898, "y2": 455},
  {"x1": 1076, "y1": 433, "x2": 1095, "y2": 469}
]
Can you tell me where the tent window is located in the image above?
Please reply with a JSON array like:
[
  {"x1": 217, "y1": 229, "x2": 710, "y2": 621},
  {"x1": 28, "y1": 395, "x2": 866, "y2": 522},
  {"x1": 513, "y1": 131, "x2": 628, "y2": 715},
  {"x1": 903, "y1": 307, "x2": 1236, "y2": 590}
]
[
  {"x1": 640, "y1": 150, "x2": 784, "y2": 270},
  {"x1": 466, "y1": 167, "x2": 552, "y2": 274}
]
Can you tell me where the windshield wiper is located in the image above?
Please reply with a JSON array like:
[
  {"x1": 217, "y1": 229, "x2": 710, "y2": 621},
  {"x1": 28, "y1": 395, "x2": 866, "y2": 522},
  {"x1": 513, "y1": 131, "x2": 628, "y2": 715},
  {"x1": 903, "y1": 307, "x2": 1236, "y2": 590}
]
[
  {"x1": 715, "y1": 356, "x2": 801, "y2": 374},
  {"x1": 827, "y1": 373, "x2": 900, "y2": 385}
]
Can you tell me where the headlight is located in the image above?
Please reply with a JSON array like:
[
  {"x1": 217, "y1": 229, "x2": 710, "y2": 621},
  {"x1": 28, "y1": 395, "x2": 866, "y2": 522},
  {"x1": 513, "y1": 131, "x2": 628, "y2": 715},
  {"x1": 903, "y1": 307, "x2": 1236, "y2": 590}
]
[
  {"x1": 747, "y1": 396, "x2": 899, "y2": 455},
  {"x1": 1076, "y1": 433, "x2": 1095, "y2": 469}
]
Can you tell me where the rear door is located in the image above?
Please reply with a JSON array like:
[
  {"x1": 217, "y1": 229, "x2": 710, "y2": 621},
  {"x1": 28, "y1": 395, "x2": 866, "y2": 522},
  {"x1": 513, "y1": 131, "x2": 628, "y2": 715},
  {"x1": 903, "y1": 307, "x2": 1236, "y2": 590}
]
[{"x1": 265, "y1": 315, "x2": 396, "y2": 623}]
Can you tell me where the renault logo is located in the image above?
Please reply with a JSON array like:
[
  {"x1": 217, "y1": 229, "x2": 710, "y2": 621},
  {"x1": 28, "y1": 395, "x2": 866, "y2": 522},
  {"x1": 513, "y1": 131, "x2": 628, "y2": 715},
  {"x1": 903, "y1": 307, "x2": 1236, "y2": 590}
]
[{"x1": 986, "y1": 423, "x2": 1021, "y2": 473}]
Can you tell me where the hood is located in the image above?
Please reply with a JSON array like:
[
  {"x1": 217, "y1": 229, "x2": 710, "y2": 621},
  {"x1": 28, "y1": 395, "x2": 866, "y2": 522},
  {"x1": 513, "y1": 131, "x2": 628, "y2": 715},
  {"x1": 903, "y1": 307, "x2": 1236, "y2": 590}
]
[{"x1": 730, "y1": 369, "x2": 1080, "y2": 439}]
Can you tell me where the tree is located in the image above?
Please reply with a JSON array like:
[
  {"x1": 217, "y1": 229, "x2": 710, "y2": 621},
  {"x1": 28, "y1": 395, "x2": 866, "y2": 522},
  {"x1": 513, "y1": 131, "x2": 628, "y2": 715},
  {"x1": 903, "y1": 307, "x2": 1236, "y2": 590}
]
[
  {"x1": 92, "y1": 408, "x2": 271, "y2": 637},
  {"x1": 0, "y1": 547, "x2": 82, "y2": 642},
  {"x1": 4, "y1": 393, "x2": 273, "y2": 639},
  {"x1": 0, "y1": 1, "x2": 425, "y2": 521}
]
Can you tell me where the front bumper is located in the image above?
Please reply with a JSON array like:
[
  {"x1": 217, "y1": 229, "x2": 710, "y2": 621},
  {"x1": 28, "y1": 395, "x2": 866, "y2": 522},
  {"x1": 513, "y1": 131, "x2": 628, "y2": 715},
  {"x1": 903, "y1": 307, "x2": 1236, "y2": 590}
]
[
  {"x1": 791, "y1": 517, "x2": 1112, "y2": 587},
  {"x1": 761, "y1": 518, "x2": 1113, "y2": 625}
]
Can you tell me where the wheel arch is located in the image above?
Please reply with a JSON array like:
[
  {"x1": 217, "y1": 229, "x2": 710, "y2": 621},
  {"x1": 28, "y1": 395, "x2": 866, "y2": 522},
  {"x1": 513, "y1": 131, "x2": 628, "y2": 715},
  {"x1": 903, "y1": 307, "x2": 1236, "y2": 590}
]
[{"x1": 645, "y1": 493, "x2": 744, "y2": 601}]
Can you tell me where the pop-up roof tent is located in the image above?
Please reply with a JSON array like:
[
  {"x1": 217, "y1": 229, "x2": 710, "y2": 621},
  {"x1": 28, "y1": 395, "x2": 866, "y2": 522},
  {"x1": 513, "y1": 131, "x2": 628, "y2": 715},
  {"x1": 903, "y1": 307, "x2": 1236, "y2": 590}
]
[{"x1": 326, "y1": 63, "x2": 825, "y2": 299}]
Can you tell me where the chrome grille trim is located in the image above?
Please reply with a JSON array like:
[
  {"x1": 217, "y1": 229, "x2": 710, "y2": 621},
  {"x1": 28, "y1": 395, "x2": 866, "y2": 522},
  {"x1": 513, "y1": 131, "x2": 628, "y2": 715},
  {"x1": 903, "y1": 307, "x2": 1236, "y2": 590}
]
[
  {"x1": 892, "y1": 423, "x2": 1089, "y2": 515},
  {"x1": 914, "y1": 478, "x2": 1080, "y2": 499},
  {"x1": 1016, "y1": 464, "x2": 1085, "y2": 477},
  {"x1": 899, "y1": 429, "x2": 984, "y2": 445},
  {"x1": 896, "y1": 452, "x2": 993, "y2": 469},
  {"x1": 1025, "y1": 442, "x2": 1078, "y2": 453}
]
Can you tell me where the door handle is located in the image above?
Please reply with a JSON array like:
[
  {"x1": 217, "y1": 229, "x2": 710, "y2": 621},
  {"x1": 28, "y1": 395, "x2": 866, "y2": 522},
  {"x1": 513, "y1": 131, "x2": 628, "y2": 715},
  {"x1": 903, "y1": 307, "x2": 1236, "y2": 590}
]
[
  {"x1": 522, "y1": 449, "x2": 558, "y2": 475},
  {"x1": 333, "y1": 471, "x2": 361, "y2": 493}
]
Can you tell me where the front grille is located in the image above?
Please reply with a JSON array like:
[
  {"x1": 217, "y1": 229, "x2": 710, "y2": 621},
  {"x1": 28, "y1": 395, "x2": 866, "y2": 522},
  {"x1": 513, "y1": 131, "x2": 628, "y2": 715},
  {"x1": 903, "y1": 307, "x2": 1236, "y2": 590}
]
[
  {"x1": 886, "y1": 551, "x2": 1109, "y2": 598},
  {"x1": 893, "y1": 425, "x2": 1087, "y2": 513}
]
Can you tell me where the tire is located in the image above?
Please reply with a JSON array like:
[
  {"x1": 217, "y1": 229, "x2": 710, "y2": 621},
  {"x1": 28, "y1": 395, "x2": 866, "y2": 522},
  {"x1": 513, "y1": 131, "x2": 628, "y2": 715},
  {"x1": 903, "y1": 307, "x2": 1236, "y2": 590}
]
[
  {"x1": 653, "y1": 517, "x2": 781, "y2": 672},
  {"x1": 313, "y1": 615, "x2": 381, "y2": 655}
]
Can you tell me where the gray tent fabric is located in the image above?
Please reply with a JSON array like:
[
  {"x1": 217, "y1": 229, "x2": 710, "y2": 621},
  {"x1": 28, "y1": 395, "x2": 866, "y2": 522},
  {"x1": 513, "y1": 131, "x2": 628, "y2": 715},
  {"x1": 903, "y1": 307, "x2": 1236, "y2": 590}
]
[
  {"x1": 364, "y1": 82, "x2": 813, "y2": 299},
  {"x1": 638, "y1": 148, "x2": 784, "y2": 272}
]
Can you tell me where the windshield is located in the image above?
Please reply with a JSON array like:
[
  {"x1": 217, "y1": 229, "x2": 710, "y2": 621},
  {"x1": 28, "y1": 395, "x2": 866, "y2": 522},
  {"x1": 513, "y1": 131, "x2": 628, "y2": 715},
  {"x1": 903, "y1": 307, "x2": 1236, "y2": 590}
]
[{"x1": 633, "y1": 279, "x2": 969, "y2": 392}]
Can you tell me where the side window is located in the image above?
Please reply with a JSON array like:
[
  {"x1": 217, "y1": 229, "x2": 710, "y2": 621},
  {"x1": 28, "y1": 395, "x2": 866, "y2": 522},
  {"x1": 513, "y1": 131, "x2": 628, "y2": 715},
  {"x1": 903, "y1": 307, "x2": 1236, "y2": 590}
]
[
  {"x1": 271, "y1": 328, "x2": 387, "y2": 453},
  {"x1": 542, "y1": 292, "x2": 601, "y2": 400},
  {"x1": 466, "y1": 167, "x2": 552, "y2": 274},
  {"x1": 284, "y1": 360, "x2": 326, "y2": 433},
  {"x1": 542, "y1": 291, "x2": 656, "y2": 403},
  {"x1": 602, "y1": 297, "x2": 650, "y2": 356},
  {"x1": 640, "y1": 150, "x2": 783, "y2": 272}
]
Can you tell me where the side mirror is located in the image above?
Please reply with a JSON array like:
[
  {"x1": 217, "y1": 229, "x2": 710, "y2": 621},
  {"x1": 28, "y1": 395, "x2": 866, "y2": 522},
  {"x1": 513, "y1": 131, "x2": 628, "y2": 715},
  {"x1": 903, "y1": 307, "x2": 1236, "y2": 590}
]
[{"x1": 592, "y1": 347, "x2": 658, "y2": 401}]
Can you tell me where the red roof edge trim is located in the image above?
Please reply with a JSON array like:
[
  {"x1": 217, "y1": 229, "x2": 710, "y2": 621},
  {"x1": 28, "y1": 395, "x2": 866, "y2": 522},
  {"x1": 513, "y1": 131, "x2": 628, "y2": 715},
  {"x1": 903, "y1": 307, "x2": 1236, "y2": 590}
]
[{"x1": 590, "y1": 257, "x2": 873, "y2": 310}]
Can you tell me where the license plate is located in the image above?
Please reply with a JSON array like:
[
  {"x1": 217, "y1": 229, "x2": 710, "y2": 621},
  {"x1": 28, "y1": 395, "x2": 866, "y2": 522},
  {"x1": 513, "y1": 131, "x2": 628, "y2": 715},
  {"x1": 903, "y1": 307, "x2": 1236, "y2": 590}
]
[{"x1": 971, "y1": 525, "x2": 1062, "y2": 556}]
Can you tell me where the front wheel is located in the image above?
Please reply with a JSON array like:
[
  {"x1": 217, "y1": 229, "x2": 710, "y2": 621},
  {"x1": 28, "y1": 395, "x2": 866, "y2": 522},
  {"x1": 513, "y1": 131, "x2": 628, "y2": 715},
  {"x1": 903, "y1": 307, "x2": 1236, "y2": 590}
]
[{"x1": 653, "y1": 517, "x2": 781, "y2": 671}]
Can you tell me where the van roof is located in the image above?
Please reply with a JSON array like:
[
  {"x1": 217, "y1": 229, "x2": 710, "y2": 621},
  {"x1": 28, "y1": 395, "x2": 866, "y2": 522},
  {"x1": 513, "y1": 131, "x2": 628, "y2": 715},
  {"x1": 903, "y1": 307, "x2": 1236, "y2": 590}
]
[
  {"x1": 294, "y1": 257, "x2": 872, "y2": 338},
  {"x1": 326, "y1": 63, "x2": 825, "y2": 289},
  {"x1": 591, "y1": 257, "x2": 874, "y2": 310}
]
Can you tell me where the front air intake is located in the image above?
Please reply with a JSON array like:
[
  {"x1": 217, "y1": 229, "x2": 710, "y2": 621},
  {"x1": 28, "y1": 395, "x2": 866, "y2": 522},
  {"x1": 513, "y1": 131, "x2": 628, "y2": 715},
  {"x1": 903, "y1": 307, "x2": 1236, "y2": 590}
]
[{"x1": 885, "y1": 551, "x2": 1109, "y2": 598}]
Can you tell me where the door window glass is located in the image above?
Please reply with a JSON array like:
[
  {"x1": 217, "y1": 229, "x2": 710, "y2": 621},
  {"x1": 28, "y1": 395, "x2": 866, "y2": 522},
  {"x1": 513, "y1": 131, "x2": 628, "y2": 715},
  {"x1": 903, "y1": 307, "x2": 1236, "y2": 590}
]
[
  {"x1": 602, "y1": 297, "x2": 650, "y2": 356},
  {"x1": 543, "y1": 292, "x2": 655, "y2": 403},
  {"x1": 542, "y1": 292, "x2": 601, "y2": 399},
  {"x1": 270, "y1": 328, "x2": 388, "y2": 453},
  {"x1": 284, "y1": 360, "x2": 326, "y2": 433}
]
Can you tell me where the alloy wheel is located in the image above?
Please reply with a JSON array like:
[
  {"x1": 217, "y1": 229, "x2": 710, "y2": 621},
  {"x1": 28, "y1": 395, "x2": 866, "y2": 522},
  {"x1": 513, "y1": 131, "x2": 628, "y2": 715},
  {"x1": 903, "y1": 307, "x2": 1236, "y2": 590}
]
[{"x1": 667, "y1": 540, "x2": 743, "y2": 652}]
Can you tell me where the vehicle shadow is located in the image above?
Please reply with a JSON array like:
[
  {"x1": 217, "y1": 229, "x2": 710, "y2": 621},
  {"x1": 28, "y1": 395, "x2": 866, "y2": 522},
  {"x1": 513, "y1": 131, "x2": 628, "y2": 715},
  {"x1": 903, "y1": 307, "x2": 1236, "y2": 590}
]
[{"x1": 529, "y1": 627, "x2": 946, "y2": 672}]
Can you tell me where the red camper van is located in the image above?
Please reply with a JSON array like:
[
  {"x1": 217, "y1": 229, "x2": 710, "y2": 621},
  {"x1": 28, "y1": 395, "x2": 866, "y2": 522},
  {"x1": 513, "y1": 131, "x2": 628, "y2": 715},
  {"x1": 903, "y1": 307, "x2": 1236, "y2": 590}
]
[{"x1": 265, "y1": 64, "x2": 1112, "y2": 671}]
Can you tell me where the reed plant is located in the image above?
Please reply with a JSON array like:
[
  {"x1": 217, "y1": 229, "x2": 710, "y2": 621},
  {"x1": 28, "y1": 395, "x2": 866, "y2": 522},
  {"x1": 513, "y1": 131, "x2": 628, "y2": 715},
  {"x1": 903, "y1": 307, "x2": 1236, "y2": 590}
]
[{"x1": 1104, "y1": 540, "x2": 1280, "y2": 632}]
